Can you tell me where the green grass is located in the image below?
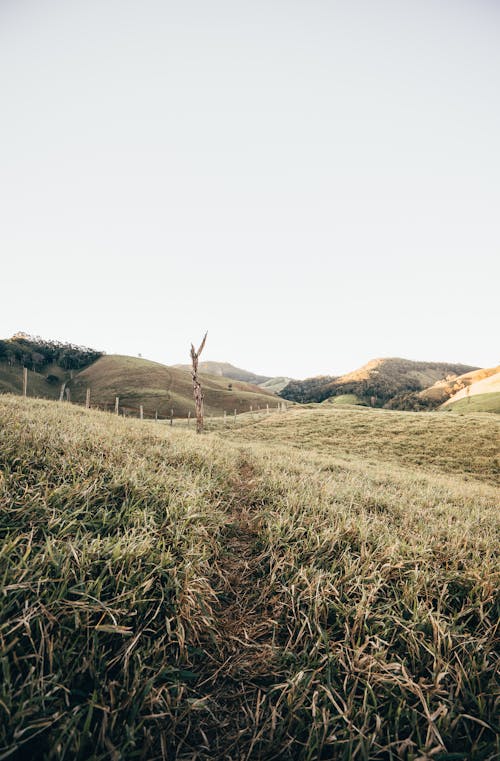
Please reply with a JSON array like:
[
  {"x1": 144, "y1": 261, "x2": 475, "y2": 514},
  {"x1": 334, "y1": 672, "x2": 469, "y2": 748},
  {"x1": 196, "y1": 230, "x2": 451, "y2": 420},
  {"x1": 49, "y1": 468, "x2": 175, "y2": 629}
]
[
  {"x1": 0, "y1": 396, "x2": 499, "y2": 760},
  {"x1": 443, "y1": 392, "x2": 500, "y2": 415},
  {"x1": 0, "y1": 362, "x2": 66, "y2": 400}
]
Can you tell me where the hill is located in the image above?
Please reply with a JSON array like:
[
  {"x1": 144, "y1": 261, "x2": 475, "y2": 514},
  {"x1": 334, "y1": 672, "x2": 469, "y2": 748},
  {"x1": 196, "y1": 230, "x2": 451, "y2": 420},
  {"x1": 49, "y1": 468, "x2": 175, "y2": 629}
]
[
  {"x1": 280, "y1": 357, "x2": 478, "y2": 406},
  {"x1": 172, "y1": 360, "x2": 293, "y2": 394},
  {"x1": 442, "y1": 369, "x2": 500, "y2": 413},
  {"x1": 0, "y1": 335, "x2": 278, "y2": 417},
  {"x1": 419, "y1": 364, "x2": 500, "y2": 406},
  {"x1": 69, "y1": 354, "x2": 277, "y2": 417},
  {"x1": 173, "y1": 360, "x2": 271, "y2": 385},
  {"x1": 444, "y1": 391, "x2": 500, "y2": 414},
  {"x1": 0, "y1": 396, "x2": 498, "y2": 759},
  {"x1": 258, "y1": 375, "x2": 293, "y2": 393}
]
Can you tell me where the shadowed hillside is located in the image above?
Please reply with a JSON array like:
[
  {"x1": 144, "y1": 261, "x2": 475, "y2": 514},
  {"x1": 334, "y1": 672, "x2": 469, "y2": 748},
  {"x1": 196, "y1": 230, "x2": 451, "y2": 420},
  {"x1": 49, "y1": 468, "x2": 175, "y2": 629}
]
[{"x1": 0, "y1": 334, "x2": 102, "y2": 400}]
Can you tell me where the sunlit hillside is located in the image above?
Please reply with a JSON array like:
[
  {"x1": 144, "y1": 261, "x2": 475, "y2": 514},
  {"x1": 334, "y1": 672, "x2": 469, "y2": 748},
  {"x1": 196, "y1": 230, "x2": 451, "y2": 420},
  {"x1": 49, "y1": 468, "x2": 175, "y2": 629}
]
[
  {"x1": 280, "y1": 358, "x2": 478, "y2": 406},
  {"x1": 420, "y1": 365, "x2": 500, "y2": 406},
  {"x1": 443, "y1": 370, "x2": 500, "y2": 406}
]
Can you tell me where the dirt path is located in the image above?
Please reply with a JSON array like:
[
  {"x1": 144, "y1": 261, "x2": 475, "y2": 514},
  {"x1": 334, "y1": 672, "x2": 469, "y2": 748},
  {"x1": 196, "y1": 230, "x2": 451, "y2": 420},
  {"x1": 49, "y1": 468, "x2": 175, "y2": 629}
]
[{"x1": 178, "y1": 460, "x2": 280, "y2": 760}]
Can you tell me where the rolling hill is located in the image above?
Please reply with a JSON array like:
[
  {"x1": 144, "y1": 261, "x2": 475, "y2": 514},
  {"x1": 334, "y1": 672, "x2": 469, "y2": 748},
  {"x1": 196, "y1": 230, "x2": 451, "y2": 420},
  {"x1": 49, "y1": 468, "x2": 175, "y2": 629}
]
[
  {"x1": 419, "y1": 365, "x2": 500, "y2": 406},
  {"x1": 173, "y1": 360, "x2": 293, "y2": 394},
  {"x1": 0, "y1": 336, "x2": 278, "y2": 417},
  {"x1": 173, "y1": 360, "x2": 272, "y2": 385},
  {"x1": 280, "y1": 357, "x2": 478, "y2": 406},
  {"x1": 442, "y1": 369, "x2": 500, "y2": 413},
  {"x1": 60, "y1": 355, "x2": 277, "y2": 417}
]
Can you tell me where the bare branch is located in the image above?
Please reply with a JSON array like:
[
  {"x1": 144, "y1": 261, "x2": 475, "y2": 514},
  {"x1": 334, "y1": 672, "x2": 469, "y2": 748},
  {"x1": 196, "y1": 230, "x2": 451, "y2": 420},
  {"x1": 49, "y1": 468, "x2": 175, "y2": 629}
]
[{"x1": 197, "y1": 331, "x2": 208, "y2": 357}]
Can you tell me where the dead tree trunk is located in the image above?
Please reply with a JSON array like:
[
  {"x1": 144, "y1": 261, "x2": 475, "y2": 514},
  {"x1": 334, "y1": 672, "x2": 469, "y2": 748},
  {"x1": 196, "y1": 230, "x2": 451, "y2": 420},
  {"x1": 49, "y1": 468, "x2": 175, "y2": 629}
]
[{"x1": 190, "y1": 332, "x2": 207, "y2": 434}]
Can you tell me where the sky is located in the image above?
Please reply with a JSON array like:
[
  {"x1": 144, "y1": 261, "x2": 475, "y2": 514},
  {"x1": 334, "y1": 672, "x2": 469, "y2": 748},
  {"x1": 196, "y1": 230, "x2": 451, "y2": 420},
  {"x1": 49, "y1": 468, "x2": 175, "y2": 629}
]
[{"x1": 0, "y1": 0, "x2": 498, "y2": 379}]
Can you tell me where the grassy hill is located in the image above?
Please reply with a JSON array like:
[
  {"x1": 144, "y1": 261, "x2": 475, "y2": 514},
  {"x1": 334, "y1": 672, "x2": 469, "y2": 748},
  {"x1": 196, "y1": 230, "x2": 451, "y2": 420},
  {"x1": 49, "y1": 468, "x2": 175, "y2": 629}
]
[
  {"x1": 442, "y1": 369, "x2": 500, "y2": 406},
  {"x1": 419, "y1": 365, "x2": 500, "y2": 406},
  {"x1": 69, "y1": 354, "x2": 277, "y2": 417},
  {"x1": 1, "y1": 395, "x2": 498, "y2": 759},
  {"x1": 0, "y1": 335, "x2": 278, "y2": 417},
  {"x1": 444, "y1": 391, "x2": 500, "y2": 414},
  {"x1": 0, "y1": 334, "x2": 102, "y2": 401},
  {"x1": 258, "y1": 375, "x2": 293, "y2": 393},
  {"x1": 280, "y1": 357, "x2": 477, "y2": 406}
]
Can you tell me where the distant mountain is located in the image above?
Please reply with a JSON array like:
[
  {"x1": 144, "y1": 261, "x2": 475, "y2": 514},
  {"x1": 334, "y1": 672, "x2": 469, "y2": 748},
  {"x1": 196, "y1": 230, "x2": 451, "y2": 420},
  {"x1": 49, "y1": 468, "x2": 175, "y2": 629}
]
[
  {"x1": 175, "y1": 362, "x2": 294, "y2": 395},
  {"x1": 173, "y1": 361, "x2": 279, "y2": 387},
  {"x1": 280, "y1": 358, "x2": 478, "y2": 407}
]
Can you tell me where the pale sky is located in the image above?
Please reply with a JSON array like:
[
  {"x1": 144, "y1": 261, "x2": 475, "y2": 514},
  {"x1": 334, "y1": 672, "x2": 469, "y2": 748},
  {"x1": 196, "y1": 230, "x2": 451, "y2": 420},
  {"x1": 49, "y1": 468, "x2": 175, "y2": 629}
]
[{"x1": 1, "y1": 0, "x2": 498, "y2": 378}]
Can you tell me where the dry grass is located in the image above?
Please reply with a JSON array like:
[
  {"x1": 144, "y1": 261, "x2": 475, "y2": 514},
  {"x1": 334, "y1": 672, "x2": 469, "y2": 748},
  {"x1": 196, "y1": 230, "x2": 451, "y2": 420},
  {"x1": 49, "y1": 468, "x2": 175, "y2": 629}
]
[
  {"x1": 0, "y1": 396, "x2": 498, "y2": 760},
  {"x1": 220, "y1": 406, "x2": 500, "y2": 483}
]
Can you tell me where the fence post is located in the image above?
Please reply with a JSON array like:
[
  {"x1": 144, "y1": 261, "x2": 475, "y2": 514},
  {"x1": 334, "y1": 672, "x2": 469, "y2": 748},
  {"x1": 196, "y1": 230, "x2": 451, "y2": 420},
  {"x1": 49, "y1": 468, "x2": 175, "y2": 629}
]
[
  {"x1": 22, "y1": 367, "x2": 28, "y2": 397},
  {"x1": 224, "y1": 410, "x2": 227, "y2": 426},
  {"x1": 267, "y1": 403, "x2": 269, "y2": 415},
  {"x1": 188, "y1": 410, "x2": 191, "y2": 427},
  {"x1": 86, "y1": 388, "x2": 91, "y2": 409},
  {"x1": 170, "y1": 408, "x2": 173, "y2": 426},
  {"x1": 234, "y1": 409, "x2": 237, "y2": 424},
  {"x1": 115, "y1": 397, "x2": 119, "y2": 415},
  {"x1": 140, "y1": 405, "x2": 143, "y2": 420},
  {"x1": 155, "y1": 409, "x2": 158, "y2": 422}
]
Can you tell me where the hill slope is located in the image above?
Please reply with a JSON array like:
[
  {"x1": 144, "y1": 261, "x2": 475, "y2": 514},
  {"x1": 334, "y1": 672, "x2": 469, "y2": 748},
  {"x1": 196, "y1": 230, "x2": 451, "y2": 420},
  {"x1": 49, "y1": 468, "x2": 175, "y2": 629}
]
[
  {"x1": 172, "y1": 361, "x2": 293, "y2": 393},
  {"x1": 70, "y1": 354, "x2": 277, "y2": 417},
  {"x1": 443, "y1": 369, "x2": 500, "y2": 404},
  {"x1": 419, "y1": 364, "x2": 500, "y2": 406},
  {"x1": 173, "y1": 360, "x2": 271, "y2": 385},
  {"x1": 444, "y1": 391, "x2": 500, "y2": 414},
  {"x1": 0, "y1": 334, "x2": 103, "y2": 401},
  {"x1": 280, "y1": 357, "x2": 477, "y2": 406},
  {"x1": 0, "y1": 396, "x2": 498, "y2": 759},
  {"x1": 442, "y1": 369, "x2": 500, "y2": 413}
]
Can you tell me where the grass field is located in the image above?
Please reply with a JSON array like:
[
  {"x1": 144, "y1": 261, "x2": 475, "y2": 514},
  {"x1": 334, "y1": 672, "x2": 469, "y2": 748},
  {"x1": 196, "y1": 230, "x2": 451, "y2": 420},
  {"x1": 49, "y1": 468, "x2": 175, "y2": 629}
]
[
  {"x1": 221, "y1": 405, "x2": 500, "y2": 483},
  {"x1": 444, "y1": 392, "x2": 500, "y2": 415},
  {"x1": 0, "y1": 396, "x2": 498, "y2": 760}
]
